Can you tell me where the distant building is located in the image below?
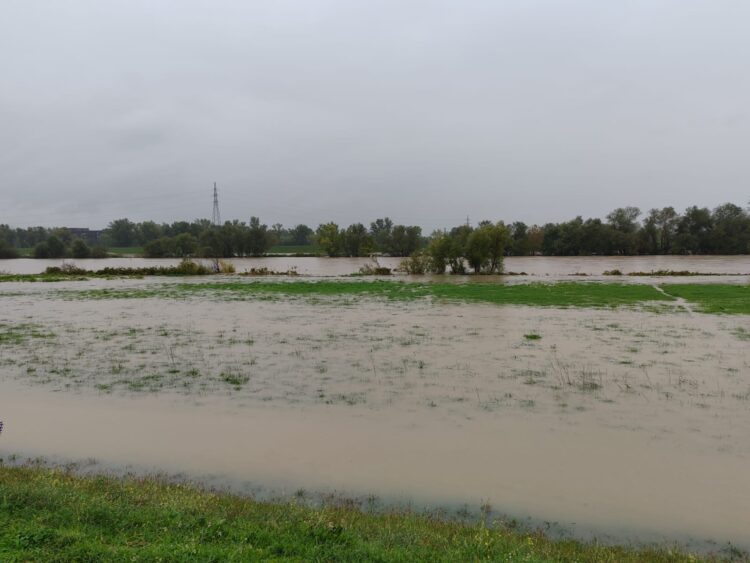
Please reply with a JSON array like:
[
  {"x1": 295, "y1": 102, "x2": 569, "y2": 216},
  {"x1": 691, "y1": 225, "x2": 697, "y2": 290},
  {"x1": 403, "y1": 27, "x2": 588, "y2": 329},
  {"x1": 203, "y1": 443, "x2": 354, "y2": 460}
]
[{"x1": 67, "y1": 228, "x2": 103, "y2": 245}]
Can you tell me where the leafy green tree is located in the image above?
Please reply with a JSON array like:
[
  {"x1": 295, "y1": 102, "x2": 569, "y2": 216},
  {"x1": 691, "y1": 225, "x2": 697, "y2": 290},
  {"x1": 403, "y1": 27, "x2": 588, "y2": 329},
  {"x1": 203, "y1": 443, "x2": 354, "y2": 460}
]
[
  {"x1": 71, "y1": 239, "x2": 91, "y2": 259},
  {"x1": 316, "y1": 222, "x2": 343, "y2": 257},
  {"x1": 143, "y1": 238, "x2": 173, "y2": 258},
  {"x1": 33, "y1": 242, "x2": 50, "y2": 258},
  {"x1": 343, "y1": 223, "x2": 373, "y2": 256},
  {"x1": 289, "y1": 224, "x2": 313, "y2": 246},
  {"x1": 198, "y1": 229, "x2": 224, "y2": 258},
  {"x1": 388, "y1": 225, "x2": 421, "y2": 256},
  {"x1": 710, "y1": 203, "x2": 749, "y2": 254},
  {"x1": 370, "y1": 218, "x2": 393, "y2": 252},
  {"x1": 465, "y1": 228, "x2": 492, "y2": 273},
  {"x1": 45, "y1": 235, "x2": 67, "y2": 258},
  {"x1": 105, "y1": 219, "x2": 137, "y2": 247},
  {"x1": 425, "y1": 232, "x2": 452, "y2": 273},
  {"x1": 270, "y1": 223, "x2": 285, "y2": 246},
  {"x1": 246, "y1": 217, "x2": 273, "y2": 256},
  {"x1": 606, "y1": 207, "x2": 641, "y2": 255},
  {"x1": 446, "y1": 224, "x2": 472, "y2": 273},
  {"x1": 174, "y1": 233, "x2": 198, "y2": 257},
  {"x1": 137, "y1": 221, "x2": 163, "y2": 245},
  {"x1": 674, "y1": 206, "x2": 713, "y2": 254},
  {"x1": 0, "y1": 238, "x2": 19, "y2": 258},
  {"x1": 510, "y1": 222, "x2": 529, "y2": 255},
  {"x1": 464, "y1": 223, "x2": 509, "y2": 273}
]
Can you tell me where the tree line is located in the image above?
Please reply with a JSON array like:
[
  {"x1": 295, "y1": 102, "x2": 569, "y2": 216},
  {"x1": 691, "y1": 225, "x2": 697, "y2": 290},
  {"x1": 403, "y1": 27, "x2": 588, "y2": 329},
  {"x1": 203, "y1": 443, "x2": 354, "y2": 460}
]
[
  {"x1": 0, "y1": 226, "x2": 107, "y2": 259},
  {"x1": 1, "y1": 202, "x2": 748, "y2": 260}
]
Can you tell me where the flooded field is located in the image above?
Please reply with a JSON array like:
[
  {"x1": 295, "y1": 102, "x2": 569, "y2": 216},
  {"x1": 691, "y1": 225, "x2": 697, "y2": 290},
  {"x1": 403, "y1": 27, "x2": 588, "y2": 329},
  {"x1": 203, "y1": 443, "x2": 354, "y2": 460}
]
[
  {"x1": 2, "y1": 254, "x2": 750, "y2": 276},
  {"x1": 1, "y1": 278, "x2": 749, "y2": 552}
]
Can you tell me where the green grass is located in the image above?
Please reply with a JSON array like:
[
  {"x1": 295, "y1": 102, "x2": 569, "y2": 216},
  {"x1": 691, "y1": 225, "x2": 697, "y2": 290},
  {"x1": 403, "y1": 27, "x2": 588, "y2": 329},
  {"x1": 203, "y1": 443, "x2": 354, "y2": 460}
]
[
  {"x1": 660, "y1": 284, "x2": 750, "y2": 314},
  {"x1": 108, "y1": 246, "x2": 143, "y2": 256},
  {"x1": 67, "y1": 281, "x2": 674, "y2": 309},
  {"x1": 12, "y1": 247, "x2": 33, "y2": 257},
  {"x1": 0, "y1": 465, "x2": 718, "y2": 562},
  {"x1": 268, "y1": 244, "x2": 321, "y2": 255},
  {"x1": 0, "y1": 323, "x2": 55, "y2": 345}
]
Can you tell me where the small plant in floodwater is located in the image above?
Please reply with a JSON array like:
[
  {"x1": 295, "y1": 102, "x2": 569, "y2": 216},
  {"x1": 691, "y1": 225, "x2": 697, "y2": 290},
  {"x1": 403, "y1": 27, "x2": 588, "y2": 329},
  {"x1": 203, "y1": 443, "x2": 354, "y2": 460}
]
[
  {"x1": 220, "y1": 371, "x2": 249, "y2": 387},
  {"x1": 523, "y1": 333, "x2": 542, "y2": 341}
]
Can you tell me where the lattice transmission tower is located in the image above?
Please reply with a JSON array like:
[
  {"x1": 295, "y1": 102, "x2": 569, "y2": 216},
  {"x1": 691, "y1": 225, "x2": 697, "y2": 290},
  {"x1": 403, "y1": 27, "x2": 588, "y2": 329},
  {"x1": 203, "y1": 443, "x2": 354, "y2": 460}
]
[{"x1": 211, "y1": 182, "x2": 221, "y2": 226}]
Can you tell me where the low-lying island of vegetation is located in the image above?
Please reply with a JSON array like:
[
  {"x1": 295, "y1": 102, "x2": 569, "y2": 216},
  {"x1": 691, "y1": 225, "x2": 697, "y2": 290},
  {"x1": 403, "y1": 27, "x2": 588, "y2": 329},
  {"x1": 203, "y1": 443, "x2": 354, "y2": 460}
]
[{"x1": 0, "y1": 464, "x2": 716, "y2": 562}]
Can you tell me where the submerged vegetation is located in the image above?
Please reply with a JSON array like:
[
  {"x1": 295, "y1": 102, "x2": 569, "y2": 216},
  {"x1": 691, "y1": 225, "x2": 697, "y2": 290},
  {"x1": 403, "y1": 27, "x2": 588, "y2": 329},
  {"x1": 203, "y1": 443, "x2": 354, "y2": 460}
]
[
  {"x1": 0, "y1": 465, "x2": 719, "y2": 562},
  {"x1": 43, "y1": 280, "x2": 750, "y2": 315},
  {"x1": 61, "y1": 280, "x2": 675, "y2": 309}
]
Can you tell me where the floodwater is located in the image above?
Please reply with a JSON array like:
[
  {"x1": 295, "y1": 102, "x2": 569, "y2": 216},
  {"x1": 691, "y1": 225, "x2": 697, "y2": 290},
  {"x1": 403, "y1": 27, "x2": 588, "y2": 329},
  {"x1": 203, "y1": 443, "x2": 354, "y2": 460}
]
[
  {"x1": 1, "y1": 280, "x2": 749, "y2": 551},
  {"x1": 1, "y1": 254, "x2": 749, "y2": 276}
]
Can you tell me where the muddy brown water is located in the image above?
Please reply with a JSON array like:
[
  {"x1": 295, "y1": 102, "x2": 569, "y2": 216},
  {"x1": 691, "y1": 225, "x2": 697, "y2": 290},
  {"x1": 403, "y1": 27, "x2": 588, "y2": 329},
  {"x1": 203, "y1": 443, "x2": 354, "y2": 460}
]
[
  {"x1": 1, "y1": 281, "x2": 749, "y2": 551},
  {"x1": 2, "y1": 254, "x2": 750, "y2": 276}
]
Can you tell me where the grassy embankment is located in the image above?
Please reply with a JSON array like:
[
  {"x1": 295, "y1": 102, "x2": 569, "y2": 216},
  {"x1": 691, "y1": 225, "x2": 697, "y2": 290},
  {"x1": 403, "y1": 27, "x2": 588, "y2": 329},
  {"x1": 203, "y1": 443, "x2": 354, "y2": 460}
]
[{"x1": 0, "y1": 465, "x2": 718, "y2": 562}]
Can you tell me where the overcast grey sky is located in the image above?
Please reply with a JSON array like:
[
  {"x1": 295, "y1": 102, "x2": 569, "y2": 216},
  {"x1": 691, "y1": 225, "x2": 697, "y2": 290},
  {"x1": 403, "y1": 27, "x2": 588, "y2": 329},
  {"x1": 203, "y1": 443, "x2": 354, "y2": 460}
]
[{"x1": 1, "y1": 1, "x2": 748, "y2": 230}]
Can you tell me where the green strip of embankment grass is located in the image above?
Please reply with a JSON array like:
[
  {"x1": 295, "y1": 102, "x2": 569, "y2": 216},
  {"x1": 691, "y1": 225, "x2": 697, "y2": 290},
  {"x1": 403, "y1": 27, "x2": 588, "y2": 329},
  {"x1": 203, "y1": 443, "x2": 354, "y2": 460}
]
[
  {"x1": 0, "y1": 466, "x2": 708, "y2": 562},
  {"x1": 660, "y1": 284, "x2": 750, "y2": 314},
  {"x1": 69, "y1": 281, "x2": 674, "y2": 309}
]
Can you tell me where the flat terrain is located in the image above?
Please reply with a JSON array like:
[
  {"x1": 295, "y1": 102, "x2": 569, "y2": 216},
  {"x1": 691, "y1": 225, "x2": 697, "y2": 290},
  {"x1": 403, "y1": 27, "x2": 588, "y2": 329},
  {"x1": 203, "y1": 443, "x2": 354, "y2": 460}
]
[{"x1": 1, "y1": 277, "x2": 749, "y2": 559}]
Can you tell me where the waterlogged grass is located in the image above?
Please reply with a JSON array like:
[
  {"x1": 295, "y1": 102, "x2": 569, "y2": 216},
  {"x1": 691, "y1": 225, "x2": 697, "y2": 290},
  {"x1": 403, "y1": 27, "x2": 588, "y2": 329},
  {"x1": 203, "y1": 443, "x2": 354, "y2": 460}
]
[
  {"x1": 0, "y1": 323, "x2": 55, "y2": 345},
  {"x1": 67, "y1": 281, "x2": 674, "y2": 310},
  {"x1": 0, "y1": 465, "x2": 715, "y2": 562},
  {"x1": 661, "y1": 284, "x2": 750, "y2": 314}
]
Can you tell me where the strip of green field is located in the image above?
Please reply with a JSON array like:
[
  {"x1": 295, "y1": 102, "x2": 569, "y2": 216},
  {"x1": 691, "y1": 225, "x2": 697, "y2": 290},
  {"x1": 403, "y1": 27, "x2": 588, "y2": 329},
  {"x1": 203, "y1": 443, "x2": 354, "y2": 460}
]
[
  {"x1": 0, "y1": 465, "x2": 711, "y2": 562},
  {"x1": 660, "y1": 284, "x2": 750, "y2": 314},
  {"x1": 66, "y1": 280, "x2": 674, "y2": 309},
  {"x1": 107, "y1": 246, "x2": 143, "y2": 256},
  {"x1": 268, "y1": 244, "x2": 321, "y2": 255}
]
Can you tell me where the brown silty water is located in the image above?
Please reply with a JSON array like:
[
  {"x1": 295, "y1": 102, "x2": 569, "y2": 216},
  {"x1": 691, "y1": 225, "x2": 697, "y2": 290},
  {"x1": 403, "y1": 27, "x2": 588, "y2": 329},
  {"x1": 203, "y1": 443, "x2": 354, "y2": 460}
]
[
  {"x1": 1, "y1": 254, "x2": 750, "y2": 275},
  {"x1": 0, "y1": 281, "x2": 749, "y2": 550}
]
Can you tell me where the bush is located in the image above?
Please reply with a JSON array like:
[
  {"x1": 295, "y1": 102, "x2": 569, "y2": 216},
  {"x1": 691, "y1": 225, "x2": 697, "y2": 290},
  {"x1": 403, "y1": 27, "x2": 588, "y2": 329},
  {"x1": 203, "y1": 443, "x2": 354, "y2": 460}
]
[
  {"x1": 44, "y1": 263, "x2": 88, "y2": 276},
  {"x1": 357, "y1": 258, "x2": 392, "y2": 276},
  {"x1": 0, "y1": 240, "x2": 19, "y2": 259},
  {"x1": 399, "y1": 251, "x2": 431, "y2": 274},
  {"x1": 71, "y1": 240, "x2": 91, "y2": 259},
  {"x1": 33, "y1": 242, "x2": 50, "y2": 258},
  {"x1": 174, "y1": 259, "x2": 211, "y2": 275},
  {"x1": 90, "y1": 245, "x2": 108, "y2": 258}
]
